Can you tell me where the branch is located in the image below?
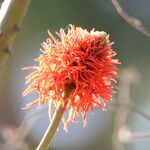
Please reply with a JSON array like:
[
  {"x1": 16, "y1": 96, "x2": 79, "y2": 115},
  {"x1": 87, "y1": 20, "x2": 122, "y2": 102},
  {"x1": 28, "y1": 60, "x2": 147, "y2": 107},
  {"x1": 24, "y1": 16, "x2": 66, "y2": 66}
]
[
  {"x1": 112, "y1": 68, "x2": 139, "y2": 150},
  {"x1": 0, "y1": 106, "x2": 47, "y2": 149},
  {"x1": 0, "y1": 0, "x2": 31, "y2": 70},
  {"x1": 118, "y1": 127, "x2": 150, "y2": 143},
  {"x1": 111, "y1": 0, "x2": 150, "y2": 38},
  {"x1": 112, "y1": 68, "x2": 150, "y2": 148},
  {"x1": 129, "y1": 132, "x2": 150, "y2": 141},
  {"x1": 112, "y1": 102, "x2": 150, "y2": 121}
]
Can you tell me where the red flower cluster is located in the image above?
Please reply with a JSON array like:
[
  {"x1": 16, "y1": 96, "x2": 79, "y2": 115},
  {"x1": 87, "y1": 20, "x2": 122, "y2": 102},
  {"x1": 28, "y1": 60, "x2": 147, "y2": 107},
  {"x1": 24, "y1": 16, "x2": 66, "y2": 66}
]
[{"x1": 23, "y1": 25, "x2": 119, "y2": 129}]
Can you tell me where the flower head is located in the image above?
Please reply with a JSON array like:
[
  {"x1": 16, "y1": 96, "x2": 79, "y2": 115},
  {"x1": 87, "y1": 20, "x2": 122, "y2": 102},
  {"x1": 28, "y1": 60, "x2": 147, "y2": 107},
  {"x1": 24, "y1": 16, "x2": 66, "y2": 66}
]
[{"x1": 23, "y1": 25, "x2": 120, "y2": 129}]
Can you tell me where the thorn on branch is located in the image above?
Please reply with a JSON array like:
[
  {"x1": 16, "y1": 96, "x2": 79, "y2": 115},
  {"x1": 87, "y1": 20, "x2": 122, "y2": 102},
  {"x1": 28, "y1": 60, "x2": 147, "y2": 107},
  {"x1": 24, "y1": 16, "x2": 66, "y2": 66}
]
[
  {"x1": 13, "y1": 25, "x2": 20, "y2": 33},
  {"x1": 6, "y1": 46, "x2": 12, "y2": 54}
]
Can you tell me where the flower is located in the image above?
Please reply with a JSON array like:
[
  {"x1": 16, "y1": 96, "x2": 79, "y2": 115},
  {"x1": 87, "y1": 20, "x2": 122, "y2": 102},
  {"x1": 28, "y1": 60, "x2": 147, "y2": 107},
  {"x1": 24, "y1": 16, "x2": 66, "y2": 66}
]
[{"x1": 23, "y1": 25, "x2": 120, "y2": 129}]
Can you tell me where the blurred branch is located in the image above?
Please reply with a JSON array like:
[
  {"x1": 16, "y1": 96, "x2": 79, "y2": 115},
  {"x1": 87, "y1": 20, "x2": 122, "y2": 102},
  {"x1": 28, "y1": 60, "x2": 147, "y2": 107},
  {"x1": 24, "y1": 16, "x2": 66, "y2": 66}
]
[
  {"x1": 111, "y1": 0, "x2": 150, "y2": 38},
  {"x1": 112, "y1": 102, "x2": 150, "y2": 121},
  {"x1": 113, "y1": 101, "x2": 150, "y2": 145},
  {"x1": 118, "y1": 127, "x2": 150, "y2": 143},
  {"x1": 128, "y1": 132, "x2": 150, "y2": 142},
  {"x1": 112, "y1": 68, "x2": 140, "y2": 150},
  {"x1": 0, "y1": 0, "x2": 31, "y2": 71},
  {"x1": 0, "y1": 106, "x2": 47, "y2": 150},
  {"x1": 112, "y1": 68, "x2": 150, "y2": 150}
]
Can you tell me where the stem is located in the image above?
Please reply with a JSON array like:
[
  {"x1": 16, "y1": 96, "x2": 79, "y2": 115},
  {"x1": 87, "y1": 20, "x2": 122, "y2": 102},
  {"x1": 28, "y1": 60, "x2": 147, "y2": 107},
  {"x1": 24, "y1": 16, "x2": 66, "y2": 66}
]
[
  {"x1": 0, "y1": 0, "x2": 31, "y2": 70},
  {"x1": 36, "y1": 88, "x2": 72, "y2": 150}
]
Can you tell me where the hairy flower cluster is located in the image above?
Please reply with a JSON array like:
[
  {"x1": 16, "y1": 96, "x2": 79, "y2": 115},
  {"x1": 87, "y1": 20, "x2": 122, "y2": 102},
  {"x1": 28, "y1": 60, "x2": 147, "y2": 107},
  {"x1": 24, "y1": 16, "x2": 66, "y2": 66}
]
[{"x1": 23, "y1": 25, "x2": 120, "y2": 129}]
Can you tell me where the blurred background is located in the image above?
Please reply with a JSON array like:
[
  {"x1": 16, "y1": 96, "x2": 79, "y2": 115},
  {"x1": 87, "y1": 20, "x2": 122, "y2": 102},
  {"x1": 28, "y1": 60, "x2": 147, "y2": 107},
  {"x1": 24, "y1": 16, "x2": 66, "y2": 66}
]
[{"x1": 0, "y1": 0, "x2": 150, "y2": 149}]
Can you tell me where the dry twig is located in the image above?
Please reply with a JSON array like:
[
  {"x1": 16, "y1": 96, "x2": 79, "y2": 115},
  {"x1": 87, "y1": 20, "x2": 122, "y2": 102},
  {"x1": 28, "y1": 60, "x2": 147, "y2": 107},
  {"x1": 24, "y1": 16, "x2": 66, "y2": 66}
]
[{"x1": 111, "y1": 0, "x2": 150, "y2": 38}]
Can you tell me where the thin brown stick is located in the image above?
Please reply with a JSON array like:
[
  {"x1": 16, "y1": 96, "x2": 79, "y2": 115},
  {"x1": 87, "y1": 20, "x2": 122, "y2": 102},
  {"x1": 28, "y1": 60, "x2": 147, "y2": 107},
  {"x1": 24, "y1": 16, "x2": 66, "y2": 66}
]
[
  {"x1": 111, "y1": 0, "x2": 150, "y2": 38},
  {"x1": 0, "y1": 0, "x2": 31, "y2": 70}
]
